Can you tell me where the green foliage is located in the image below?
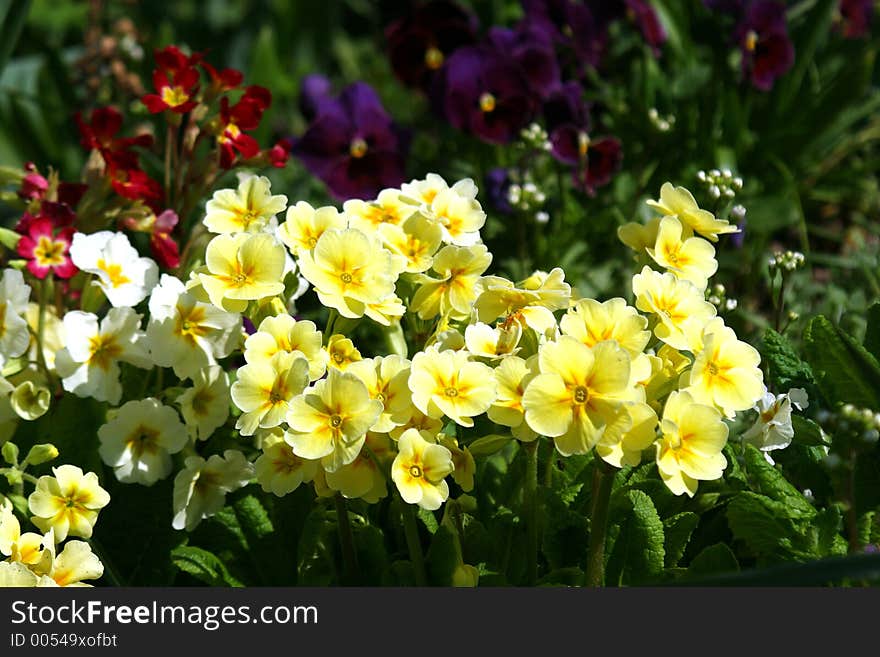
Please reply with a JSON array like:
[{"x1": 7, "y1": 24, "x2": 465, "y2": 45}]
[
  {"x1": 605, "y1": 490, "x2": 665, "y2": 586},
  {"x1": 171, "y1": 546, "x2": 244, "y2": 587}
]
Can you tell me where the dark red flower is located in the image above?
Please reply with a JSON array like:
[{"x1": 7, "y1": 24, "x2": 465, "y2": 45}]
[
  {"x1": 75, "y1": 107, "x2": 153, "y2": 154},
  {"x1": 16, "y1": 218, "x2": 77, "y2": 279},
  {"x1": 217, "y1": 86, "x2": 272, "y2": 168},
  {"x1": 267, "y1": 139, "x2": 292, "y2": 168},
  {"x1": 105, "y1": 152, "x2": 163, "y2": 209},
  {"x1": 625, "y1": 0, "x2": 667, "y2": 56},
  {"x1": 142, "y1": 45, "x2": 201, "y2": 114},
  {"x1": 386, "y1": 0, "x2": 479, "y2": 91},
  {"x1": 736, "y1": 0, "x2": 794, "y2": 91},
  {"x1": 571, "y1": 136, "x2": 622, "y2": 196},
  {"x1": 18, "y1": 163, "x2": 48, "y2": 201},
  {"x1": 201, "y1": 60, "x2": 244, "y2": 92},
  {"x1": 150, "y1": 209, "x2": 180, "y2": 269},
  {"x1": 14, "y1": 201, "x2": 76, "y2": 234},
  {"x1": 837, "y1": 0, "x2": 873, "y2": 38},
  {"x1": 292, "y1": 81, "x2": 409, "y2": 200}
]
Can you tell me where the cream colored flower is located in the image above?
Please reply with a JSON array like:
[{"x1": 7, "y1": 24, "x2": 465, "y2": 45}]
[
  {"x1": 28, "y1": 465, "x2": 110, "y2": 541},
  {"x1": 204, "y1": 175, "x2": 287, "y2": 234}
]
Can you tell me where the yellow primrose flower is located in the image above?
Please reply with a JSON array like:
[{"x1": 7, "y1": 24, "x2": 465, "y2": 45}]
[
  {"x1": 10, "y1": 380, "x2": 51, "y2": 421},
  {"x1": 172, "y1": 450, "x2": 253, "y2": 531},
  {"x1": 297, "y1": 228, "x2": 404, "y2": 319},
  {"x1": 285, "y1": 368, "x2": 383, "y2": 472},
  {"x1": 487, "y1": 355, "x2": 539, "y2": 441},
  {"x1": 596, "y1": 402, "x2": 658, "y2": 468},
  {"x1": 25, "y1": 302, "x2": 63, "y2": 370},
  {"x1": 410, "y1": 244, "x2": 492, "y2": 320},
  {"x1": 43, "y1": 540, "x2": 104, "y2": 587},
  {"x1": 686, "y1": 318, "x2": 764, "y2": 418},
  {"x1": 474, "y1": 268, "x2": 570, "y2": 327},
  {"x1": 231, "y1": 351, "x2": 310, "y2": 436},
  {"x1": 0, "y1": 560, "x2": 41, "y2": 587},
  {"x1": 409, "y1": 346, "x2": 497, "y2": 428},
  {"x1": 647, "y1": 216, "x2": 718, "y2": 290},
  {"x1": 389, "y1": 406, "x2": 444, "y2": 441},
  {"x1": 147, "y1": 274, "x2": 241, "y2": 379},
  {"x1": 278, "y1": 201, "x2": 347, "y2": 257},
  {"x1": 391, "y1": 428, "x2": 454, "y2": 510},
  {"x1": 655, "y1": 390, "x2": 728, "y2": 496},
  {"x1": 647, "y1": 182, "x2": 739, "y2": 242},
  {"x1": 324, "y1": 434, "x2": 391, "y2": 503},
  {"x1": 255, "y1": 432, "x2": 319, "y2": 497},
  {"x1": 28, "y1": 465, "x2": 110, "y2": 541},
  {"x1": 199, "y1": 232, "x2": 287, "y2": 313},
  {"x1": 68, "y1": 231, "x2": 158, "y2": 308},
  {"x1": 343, "y1": 188, "x2": 414, "y2": 232},
  {"x1": 204, "y1": 175, "x2": 288, "y2": 234},
  {"x1": 376, "y1": 213, "x2": 443, "y2": 274},
  {"x1": 618, "y1": 216, "x2": 662, "y2": 253},
  {"x1": 364, "y1": 293, "x2": 407, "y2": 326},
  {"x1": 177, "y1": 365, "x2": 231, "y2": 440},
  {"x1": 97, "y1": 398, "x2": 189, "y2": 485},
  {"x1": 522, "y1": 336, "x2": 639, "y2": 456},
  {"x1": 427, "y1": 181, "x2": 486, "y2": 246},
  {"x1": 400, "y1": 173, "x2": 451, "y2": 208},
  {"x1": 464, "y1": 322, "x2": 521, "y2": 359},
  {"x1": 632, "y1": 266, "x2": 716, "y2": 351},
  {"x1": 560, "y1": 297, "x2": 649, "y2": 357},
  {"x1": 644, "y1": 344, "x2": 692, "y2": 405},
  {"x1": 244, "y1": 314, "x2": 325, "y2": 380},
  {"x1": 0, "y1": 506, "x2": 52, "y2": 568},
  {"x1": 346, "y1": 355, "x2": 413, "y2": 433},
  {"x1": 438, "y1": 434, "x2": 475, "y2": 491},
  {"x1": 324, "y1": 334, "x2": 362, "y2": 371}
]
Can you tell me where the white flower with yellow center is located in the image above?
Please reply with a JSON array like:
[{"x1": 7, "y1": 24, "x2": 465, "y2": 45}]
[
  {"x1": 172, "y1": 450, "x2": 254, "y2": 531},
  {"x1": 743, "y1": 387, "x2": 808, "y2": 463},
  {"x1": 42, "y1": 540, "x2": 104, "y2": 587},
  {"x1": 255, "y1": 432, "x2": 319, "y2": 497},
  {"x1": 244, "y1": 314, "x2": 325, "y2": 379},
  {"x1": 147, "y1": 274, "x2": 241, "y2": 379},
  {"x1": 0, "y1": 268, "x2": 31, "y2": 369},
  {"x1": 231, "y1": 351, "x2": 310, "y2": 436},
  {"x1": 346, "y1": 355, "x2": 413, "y2": 433},
  {"x1": 391, "y1": 428, "x2": 454, "y2": 510},
  {"x1": 177, "y1": 366, "x2": 231, "y2": 441},
  {"x1": 69, "y1": 231, "x2": 158, "y2": 307},
  {"x1": 54, "y1": 308, "x2": 151, "y2": 405},
  {"x1": 278, "y1": 201, "x2": 347, "y2": 257},
  {"x1": 0, "y1": 506, "x2": 53, "y2": 568},
  {"x1": 27, "y1": 464, "x2": 110, "y2": 541},
  {"x1": 204, "y1": 175, "x2": 288, "y2": 234},
  {"x1": 97, "y1": 398, "x2": 189, "y2": 485}
]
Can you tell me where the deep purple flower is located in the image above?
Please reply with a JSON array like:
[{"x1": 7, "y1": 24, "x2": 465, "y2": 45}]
[
  {"x1": 292, "y1": 81, "x2": 409, "y2": 200},
  {"x1": 385, "y1": 0, "x2": 479, "y2": 91},
  {"x1": 485, "y1": 168, "x2": 514, "y2": 215},
  {"x1": 837, "y1": 0, "x2": 873, "y2": 38},
  {"x1": 625, "y1": 0, "x2": 667, "y2": 56},
  {"x1": 487, "y1": 23, "x2": 560, "y2": 99},
  {"x1": 299, "y1": 74, "x2": 334, "y2": 122},
  {"x1": 522, "y1": 0, "x2": 606, "y2": 69},
  {"x1": 543, "y1": 82, "x2": 592, "y2": 165},
  {"x1": 703, "y1": 0, "x2": 746, "y2": 16},
  {"x1": 438, "y1": 45, "x2": 539, "y2": 144},
  {"x1": 736, "y1": 0, "x2": 794, "y2": 91}
]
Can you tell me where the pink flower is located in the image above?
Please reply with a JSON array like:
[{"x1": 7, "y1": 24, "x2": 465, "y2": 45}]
[{"x1": 16, "y1": 219, "x2": 77, "y2": 279}]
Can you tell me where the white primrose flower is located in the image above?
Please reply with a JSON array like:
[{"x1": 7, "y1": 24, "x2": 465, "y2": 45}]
[
  {"x1": 69, "y1": 231, "x2": 158, "y2": 307},
  {"x1": 147, "y1": 274, "x2": 241, "y2": 379},
  {"x1": 743, "y1": 387, "x2": 809, "y2": 463},
  {"x1": 172, "y1": 450, "x2": 254, "y2": 531},
  {"x1": 204, "y1": 175, "x2": 288, "y2": 234},
  {"x1": 176, "y1": 366, "x2": 231, "y2": 441},
  {"x1": 97, "y1": 398, "x2": 189, "y2": 485},
  {"x1": 0, "y1": 269, "x2": 31, "y2": 368},
  {"x1": 54, "y1": 308, "x2": 151, "y2": 405}
]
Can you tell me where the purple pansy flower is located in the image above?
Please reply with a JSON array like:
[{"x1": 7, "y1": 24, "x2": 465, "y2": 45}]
[
  {"x1": 485, "y1": 168, "x2": 514, "y2": 215},
  {"x1": 522, "y1": 0, "x2": 606, "y2": 69},
  {"x1": 292, "y1": 81, "x2": 409, "y2": 200},
  {"x1": 625, "y1": 0, "x2": 668, "y2": 56},
  {"x1": 385, "y1": 0, "x2": 479, "y2": 91},
  {"x1": 487, "y1": 23, "x2": 560, "y2": 99},
  {"x1": 735, "y1": 0, "x2": 795, "y2": 91},
  {"x1": 437, "y1": 45, "x2": 539, "y2": 144},
  {"x1": 298, "y1": 73, "x2": 334, "y2": 122}
]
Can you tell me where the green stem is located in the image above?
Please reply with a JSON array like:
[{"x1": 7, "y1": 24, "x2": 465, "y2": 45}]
[
  {"x1": 524, "y1": 440, "x2": 539, "y2": 586},
  {"x1": 333, "y1": 493, "x2": 359, "y2": 585},
  {"x1": 324, "y1": 309, "x2": 339, "y2": 343},
  {"x1": 401, "y1": 499, "x2": 427, "y2": 586},
  {"x1": 164, "y1": 124, "x2": 173, "y2": 207},
  {"x1": 585, "y1": 461, "x2": 615, "y2": 587}
]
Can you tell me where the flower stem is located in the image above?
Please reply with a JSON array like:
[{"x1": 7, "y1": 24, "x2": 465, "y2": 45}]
[
  {"x1": 585, "y1": 460, "x2": 615, "y2": 587},
  {"x1": 524, "y1": 440, "x2": 539, "y2": 586},
  {"x1": 333, "y1": 493, "x2": 359, "y2": 585},
  {"x1": 401, "y1": 499, "x2": 427, "y2": 586}
]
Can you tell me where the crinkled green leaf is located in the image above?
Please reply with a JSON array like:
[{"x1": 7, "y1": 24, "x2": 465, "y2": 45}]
[
  {"x1": 742, "y1": 445, "x2": 816, "y2": 518},
  {"x1": 761, "y1": 328, "x2": 815, "y2": 392},
  {"x1": 466, "y1": 434, "x2": 513, "y2": 457},
  {"x1": 605, "y1": 490, "x2": 665, "y2": 585},
  {"x1": 663, "y1": 512, "x2": 700, "y2": 568},
  {"x1": 688, "y1": 542, "x2": 739, "y2": 576},
  {"x1": 171, "y1": 545, "x2": 243, "y2": 587}
]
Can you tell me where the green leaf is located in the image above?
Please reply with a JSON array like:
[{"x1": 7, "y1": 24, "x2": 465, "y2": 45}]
[
  {"x1": 742, "y1": 445, "x2": 816, "y2": 518},
  {"x1": 865, "y1": 302, "x2": 880, "y2": 361},
  {"x1": 726, "y1": 492, "x2": 811, "y2": 561},
  {"x1": 418, "y1": 508, "x2": 439, "y2": 534},
  {"x1": 466, "y1": 434, "x2": 512, "y2": 457},
  {"x1": 605, "y1": 490, "x2": 665, "y2": 585},
  {"x1": 682, "y1": 553, "x2": 880, "y2": 586},
  {"x1": 0, "y1": 0, "x2": 32, "y2": 76},
  {"x1": 663, "y1": 512, "x2": 700, "y2": 568},
  {"x1": 687, "y1": 543, "x2": 739, "y2": 577},
  {"x1": 425, "y1": 524, "x2": 461, "y2": 586},
  {"x1": 0, "y1": 226, "x2": 21, "y2": 250},
  {"x1": 803, "y1": 315, "x2": 880, "y2": 408},
  {"x1": 170, "y1": 545, "x2": 244, "y2": 587},
  {"x1": 812, "y1": 506, "x2": 848, "y2": 558},
  {"x1": 760, "y1": 328, "x2": 815, "y2": 392}
]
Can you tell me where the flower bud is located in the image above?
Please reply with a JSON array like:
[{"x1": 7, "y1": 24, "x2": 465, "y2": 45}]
[
  {"x1": 22, "y1": 443, "x2": 59, "y2": 467},
  {"x1": 452, "y1": 564, "x2": 480, "y2": 587},
  {"x1": 10, "y1": 381, "x2": 51, "y2": 421}
]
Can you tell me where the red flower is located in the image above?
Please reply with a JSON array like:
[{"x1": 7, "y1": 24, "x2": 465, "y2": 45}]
[
  {"x1": 267, "y1": 139, "x2": 292, "y2": 168},
  {"x1": 16, "y1": 218, "x2": 77, "y2": 279},
  {"x1": 75, "y1": 107, "x2": 153, "y2": 154},
  {"x1": 14, "y1": 201, "x2": 76, "y2": 234},
  {"x1": 201, "y1": 60, "x2": 244, "y2": 93},
  {"x1": 142, "y1": 46, "x2": 201, "y2": 114},
  {"x1": 106, "y1": 152, "x2": 163, "y2": 209},
  {"x1": 150, "y1": 209, "x2": 181, "y2": 269},
  {"x1": 217, "y1": 86, "x2": 272, "y2": 168},
  {"x1": 18, "y1": 163, "x2": 48, "y2": 201}
]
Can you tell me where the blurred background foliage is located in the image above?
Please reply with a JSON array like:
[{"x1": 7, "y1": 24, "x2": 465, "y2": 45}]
[{"x1": 1, "y1": 0, "x2": 878, "y2": 343}]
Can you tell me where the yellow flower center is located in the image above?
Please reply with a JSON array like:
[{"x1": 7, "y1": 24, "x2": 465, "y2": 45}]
[
  {"x1": 424, "y1": 46, "x2": 444, "y2": 70},
  {"x1": 573, "y1": 385, "x2": 590, "y2": 405},
  {"x1": 578, "y1": 131, "x2": 591, "y2": 157},
  {"x1": 329, "y1": 414, "x2": 343, "y2": 428},
  {"x1": 340, "y1": 272, "x2": 353, "y2": 284},
  {"x1": 273, "y1": 450, "x2": 304, "y2": 474},
  {"x1": 760, "y1": 406, "x2": 778, "y2": 423},
  {"x1": 409, "y1": 464, "x2": 423, "y2": 478},
  {"x1": 235, "y1": 208, "x2": 259, "y2": 230},
  {"x1": 376, "y1": 392, "x2": 386, "y2": 403},
  {"x1": 191, "y1": 389, "x2": 213, "y2": 416},
  {"x1": 745, "y1": 30, "x2": 758, "y2": 52},
  {"x1": 707, "y1": 362, "x2": 719, "y2": 376},
  {"x1": 175, "y1": 304, "x2": 209, "y2": 344},
  {"x1": 87, "y1": 333, "x2": 123, "y2": 371},
  {"x1": 332, "y1": 351, "x2": 345, "y2": 364},
  {"x1": 125, "y1": 425, "x2": 161, "y2": 458},
  {"x1": 96, "y1": 259, "x2": 131, "y2": 288},
  {"x1": 161, "y1": 85, "x2": 190, "y2": 108},
  {"x1": 221, "y1": 122, "x2": 242, "y2": 142},
  {"x1": 444, "y1": 386, "x2": 459, "y2": 398},
  {"x1": 308, "y1": 236, "x2": 318, "y2": 248},
  {"x1": 34, "y1": 236, "x2": 66, "y2": 267},
  {"x1": 479, "y1": 92, "x2": 496, "y2": 113},
  {"x1": 349, "y1": 138, "x2": 368, "y2": 159}
]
